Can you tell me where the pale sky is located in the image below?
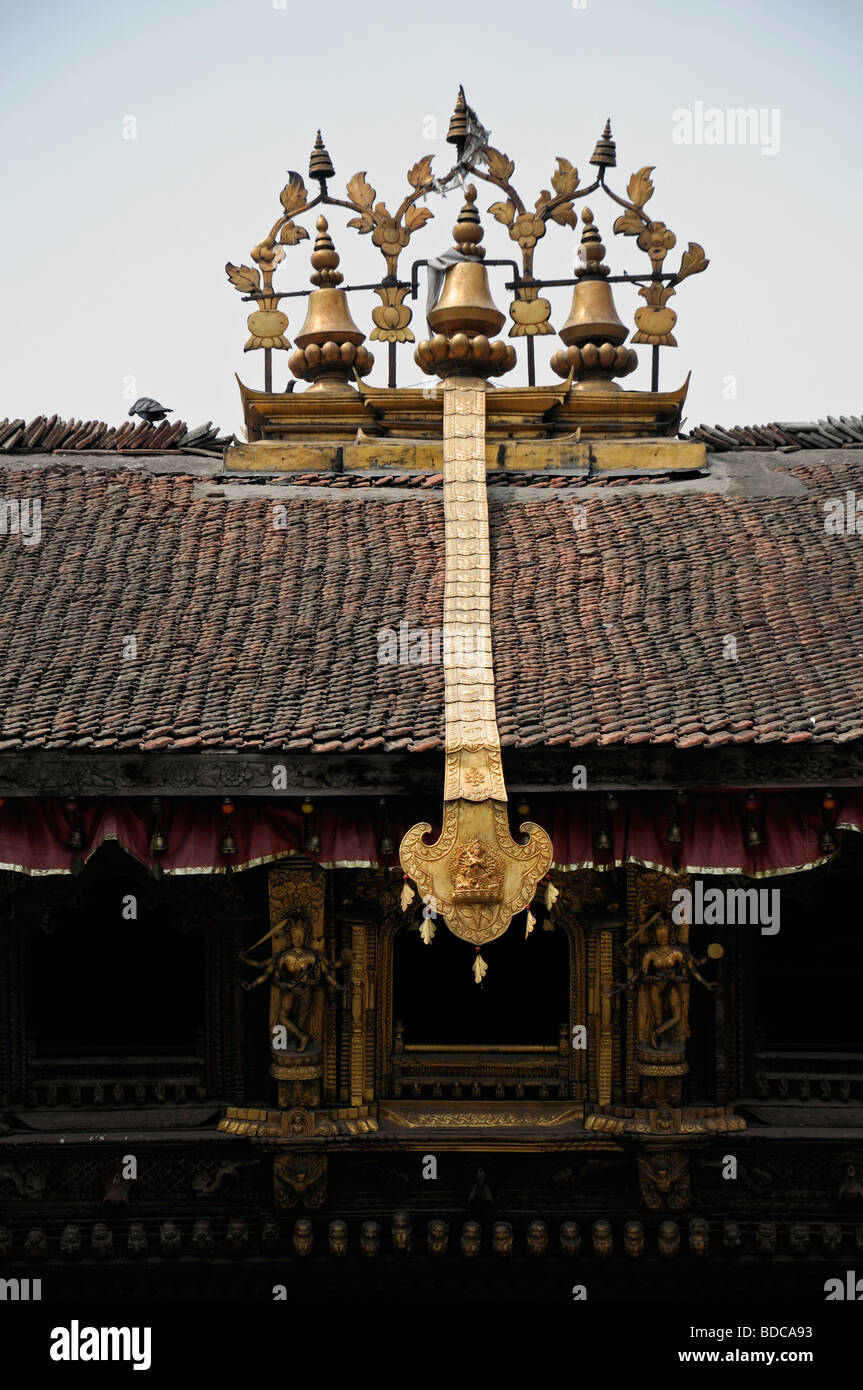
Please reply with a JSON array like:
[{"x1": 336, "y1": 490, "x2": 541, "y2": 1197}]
[{"x1": 1, "y1": 0, "x2": 860, "y2": 436}]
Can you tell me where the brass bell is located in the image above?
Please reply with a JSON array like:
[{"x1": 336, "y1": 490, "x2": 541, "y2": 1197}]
[
  {"x1": 559, "y1": 209, "x2": 628, "y2": 348},
  {"x1": 294, "y1": 218, "x2": 365, "y2": 348},
  {"x1": 427, "y1": 186, "x2": 505, "y2": 338},
  {"x1": 220, "y1": 828, "x2": 237, "y2": 857},
  {"x1": 595, "y1": 827, "x2": 611, "y2": 853},
  {"x1": 428, "y1": 262, "x2": 505, "y2": 337},
  {"x1": 559, "y1": 278, "x2": 629, "y2": 348},
  {"x1": 149, "y1": 830, "x2": 167, "y2": 856},
  {"x1": 666, "y1": 818, "x2": 682, "y2": 845},
  {"x1": 745, "y1": 824, "x2": 763, "y2": 849}
]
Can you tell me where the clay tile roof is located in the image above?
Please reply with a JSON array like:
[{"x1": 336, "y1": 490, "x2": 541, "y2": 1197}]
[
  {"x1": 0, "y1": 415, "x2": 233, "y2": 454},
  {"x1": 686, "y1": 414, "x2": 863, "y2": 452},
  {"x1": 0, "y1": 445, "x2": 862, "y2": 753}
]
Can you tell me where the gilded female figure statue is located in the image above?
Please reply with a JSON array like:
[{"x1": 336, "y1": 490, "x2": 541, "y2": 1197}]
[
  {"x1": 240, "y1": 910, "x2": 344, "y2": 1053},
  {"x1": 640, "y1": 913, "x2": 716, "y2": 1050}
]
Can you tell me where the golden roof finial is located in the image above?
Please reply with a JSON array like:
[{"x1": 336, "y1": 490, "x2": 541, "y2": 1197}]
[
  {"x1": 446, "y1": 84, "x2": 469, "y2": 149},
  {"x1": 552, "y1": 206, "x2": 636, "y2": 391},
  {"x1": 420, "y1": 185, "x2": 512, "y2": 366},
  {"x1": 309, "y1": 215, "x2": 343, "y2": 287},
  {"x1": 290, "y1": 217, "x2": 373, "y2": 392},
  {"x1": 576, "y1": 206, "x2": 607, "y2": 275},
  {"x1": 590, "y1": 118, "x2": 616, "y2": 168},
  {"x1": 451, "y1": 183, "x2": 485, "y2": 259},
  {"x1": 309, "y1": 130, "x2": 335, "y2": 184}
]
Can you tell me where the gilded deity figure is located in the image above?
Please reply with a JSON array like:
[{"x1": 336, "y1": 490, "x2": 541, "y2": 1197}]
[
  {"x1": 640, "y1": 915, "x2": 717, "y2": 1049},
  {"x1": 240, "y1": 910, "x2": 345, "y2": 1053},
  {"x1": 609, "y1": 910, "x2": 718, "y2": 1052}
]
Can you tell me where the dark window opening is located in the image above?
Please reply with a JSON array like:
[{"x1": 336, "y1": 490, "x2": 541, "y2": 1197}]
[
  {"x1": 393, "y1": 910, "x2": 569, "y2": 1046},
  {"x1": 26, "y1": 875, "x2": 205, "y2": 1057},
  {"x1": 754, "y1": 872, "x2": 860, "y2": 1052}
]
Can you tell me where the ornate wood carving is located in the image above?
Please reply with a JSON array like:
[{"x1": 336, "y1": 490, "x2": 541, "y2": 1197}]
[
  {"x1": 273, "y1": 1151, "x2": 327, "y2": 1212},
  {"x1": 0, "y1": 744, "x2": 859, "y2": 797},
  {"x1": 637, "y1": 1146, "x2": 691, "y2": 1212}
]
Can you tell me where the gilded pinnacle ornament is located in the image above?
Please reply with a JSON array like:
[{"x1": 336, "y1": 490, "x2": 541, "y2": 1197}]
[
  {"x1": 590, "y1": 119, "x2": 616, "y2": 168},
  {"x1": 308, "y1": 130, "x2": 335, "y2": 184},
  {"x1": 552, "y1": 207, "x2": 638, "y2": 391},
  {"x1": 289, "y1": 217, "x2": 374, "y2": 392},
  {"x1": 227, "y1": 83, "x2": 708, "y2": 399}
]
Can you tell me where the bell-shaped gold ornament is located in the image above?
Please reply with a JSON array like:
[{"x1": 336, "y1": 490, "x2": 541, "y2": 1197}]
[
  {"x1": 427, "y1": 185, "x2": 505, "y2": 339},
  {"x1": 428, "y1": 262, "x2": 505, "y2": 338},
  {"x1": 559, "y1": 209, "x2": 628, "y2": 348},
  {"x1": 294, "y1": 217, "x2": 365, "y2": 348},
  {"x1": 559, "y1": 277, "x2": 629, "y2": 348}
]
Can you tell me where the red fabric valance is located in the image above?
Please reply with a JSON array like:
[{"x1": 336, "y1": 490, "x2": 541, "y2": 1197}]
[{"x1": 0, "y1": 791, "x2": 859, "y2": 879}]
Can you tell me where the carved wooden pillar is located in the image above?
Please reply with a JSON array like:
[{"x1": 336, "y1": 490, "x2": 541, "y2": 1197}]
[
  {"x1": 624, "y1": 865, "x2": 640, "y2": 1103},
  {"x1": 585, "y1": 912, "x2": 621, "y2": 1109},
  {"x1": 0, "y1": 872, "x2": 17, "y2": 1108},
  {"x1": 713, "y1": 935, "x2": 729, "y2": 1106},
  {"x1": 553, "y1": 869, "x2": 616, "y2": 1106},
  {"x1": 348, "y1": 919, "x2": 367, "y2": 1108},
  {"x1": 597, "y1": 927, "x2": 615, "y2": 1108}
]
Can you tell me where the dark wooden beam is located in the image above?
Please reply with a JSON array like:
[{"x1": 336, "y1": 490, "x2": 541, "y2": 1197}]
[{"x1": 0, "y1": 745, "x2": 860, "y2": 797}]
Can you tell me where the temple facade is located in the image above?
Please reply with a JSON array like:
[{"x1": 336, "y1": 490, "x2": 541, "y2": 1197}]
[{"x1": 1, "y1": 90, "x2": 862, "y2": 1297}]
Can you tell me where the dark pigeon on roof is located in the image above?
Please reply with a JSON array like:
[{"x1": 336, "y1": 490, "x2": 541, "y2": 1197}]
[{"x1": 129, "y1": 397, "x2": 173, "y2": 424}]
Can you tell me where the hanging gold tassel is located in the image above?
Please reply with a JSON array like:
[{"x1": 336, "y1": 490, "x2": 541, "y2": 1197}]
[
  {"x1": 525, "y1": 908, "x2": 536, "y2": 939},
  {"x1": 473, "y1": 951, "x2": 488, "y2": 984},
  {"x1": 420, "y1": 918, "x2": 436, "y2": 946},
  {"x1": 400, "y1": 879, "x2": 416, "y2": 913},
  {"x1": 544, "y1": 880, "x2": 559, "y2": 912}
]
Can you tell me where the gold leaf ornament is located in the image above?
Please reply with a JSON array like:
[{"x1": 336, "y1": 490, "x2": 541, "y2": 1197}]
[
  {"x1": 225, "y1": 262, "x2": 261, "y2": 294},
  {"x1": 675, "y1": 241, "x2": 709, "y2": 283},
  {"x1": 550, "y1": 156, "x2": 579, "y2": 200},
  {"x1": 407, "y1": 154, "x2": 434, "y2": 190},
  {"x1": 345, "y1": 172, "x2": 378, "y2": 235},
  {"x1": 488, "y1": 199, "x2": 516, "y2": 228},
  {"x1": 549, "y1": 202, "x2": 577, "y2": 229},
  {"x1": 627, "y1": 165, "x2": 655, "y2": 208},
  {"x1": 279, "y1": 222, "x2": 309, "y2": 246},
  {"x1": 400, "y1": 881, "x2": 416, "y2": 913},
  {"x1": 612, "y1": 209, "x2": 645, "y2": 237},
  {"x1": 473, "y1": 951, "x2": 488, "y2": 984},
  {"x1": 279, "y1": 171, "x2": 309, "y2": 217},
  {"x1": 346, "y1": 171, "x2": 376, "y2": 208},
  {"x1": 485, "y1": 146, "x2": 515, "y2": 184},
  {"x1": 404, "y1": 204, "x2": 433, "y2": 234}
]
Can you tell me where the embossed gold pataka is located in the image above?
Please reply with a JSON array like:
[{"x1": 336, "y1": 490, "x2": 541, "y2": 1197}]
[
  {"x1": 398, "y1": 392, "x2": 554, "y2": 950},
  {"x1": 398, "y1": 196, "x2": 552, "y2": 957}
]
